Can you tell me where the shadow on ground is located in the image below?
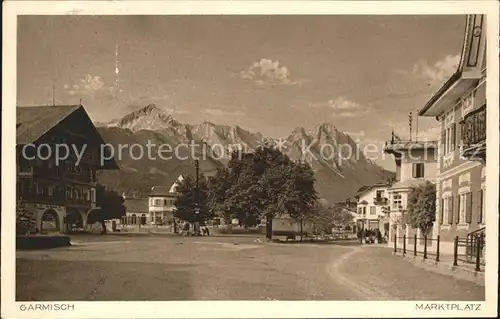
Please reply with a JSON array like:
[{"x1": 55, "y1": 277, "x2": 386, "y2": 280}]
[{"x1": 16, "y1": 259, "x2": 193, "y2": 301}]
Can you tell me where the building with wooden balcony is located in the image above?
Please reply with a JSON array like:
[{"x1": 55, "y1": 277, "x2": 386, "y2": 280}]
[
  {"x1": 418, "y1": 14, "x2": 487, "y2": 254},
  {"x1": 383, "y1": 137, "x2": 438, "y2": 247},
  {"x1": 354, "y1": 183, "x2": 391, "y2": 233},
  {"x1": 16, "y1": 104, "x2": 118, "y2": 234}
]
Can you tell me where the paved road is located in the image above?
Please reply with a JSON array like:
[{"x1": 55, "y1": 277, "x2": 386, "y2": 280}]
[{"x1": 16, "y1": 235, "x2": 484, "y2": 301}]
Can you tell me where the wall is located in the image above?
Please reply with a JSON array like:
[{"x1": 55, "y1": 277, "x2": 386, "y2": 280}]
[
  {"x1": 356, "y1": 187, "x2": 388, "y2": 230},
  {"x1": 438, "y1": 78, "x2": 486, "y2": 174},
  {"x1": 437, "y1": 164, "x2": 485, "y2": 244},
  {"x1": 149, "y1": 195, "x2": 177, "y2": 213},
  {"x1": 399, "y1": 148, "x2": 437, "y2": 183}
]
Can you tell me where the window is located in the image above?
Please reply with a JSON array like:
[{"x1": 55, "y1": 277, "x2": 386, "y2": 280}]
[
  {"x1": 358, "y1": 207, "x2": 363, "y2": 215},
  {"x1": 447, "y1": 197, "x2": 454, "y2": 224},
  {"x1": 154, "y1": 199, "x2": 161, "y2": 206},
  {"x1": 412, "y1": 163, "x2": 425, "y2": 178},
  {"x1": 442, "y1": 123, "x2": 456, "y2": 154},
  {"x1": 392, "y1": 193, "x2": 402, "y2": 209},
  {"x1": 66, "y1": 187, "x2": 72, "y2": 199},
  {"x1": 376, "y1": 190, "x2": 384, "y2": 199},
  {"x1": 131, "y1": 214, "x2": 137, "y2": 225},
  {"x1": 457, "y1": 193, "x2": 465, "y2": 224},
  {"x1": 454, "y1": 195, "x2": 460, "y2": 224},
  {"x1": 164, "y1": 199, "x2": 168, "y2": 206},
  {"x1": 465, "y1": 192, "x2": 472, "y2": 223},
  {"x1": 370, "y1": 206, "x2": 376, "y2": 215},
  {"x1": 90, "y1": 188, "x2": 96, "y2": 203},
  {"x1": 362, "y1": 207, "x2": 366, "y2": 215}
]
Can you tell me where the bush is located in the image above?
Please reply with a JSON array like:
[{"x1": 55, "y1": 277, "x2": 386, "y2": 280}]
[{"x1": 16, "y1": 200, "x2": 36, "y2": 236}]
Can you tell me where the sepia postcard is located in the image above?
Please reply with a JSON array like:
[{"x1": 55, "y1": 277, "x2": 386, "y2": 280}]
[{"x1": 1, "y1": 1, "x2": 499, "y2": 318}]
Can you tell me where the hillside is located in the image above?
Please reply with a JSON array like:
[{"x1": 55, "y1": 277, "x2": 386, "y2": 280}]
[{"x1": 96, "y1": 104, "x2": 394, "y2": 202}]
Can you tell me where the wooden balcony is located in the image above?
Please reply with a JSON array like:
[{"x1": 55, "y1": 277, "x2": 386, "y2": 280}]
[
  {"x1": 373, "y1": 197, "x2": 389, "y2": 205},
  {"x1": 460, "y1": 104, "x2": 486, "y2": 162},
  {"x1": 19, "y1": 192, "x2": 93, "y2": 208}
]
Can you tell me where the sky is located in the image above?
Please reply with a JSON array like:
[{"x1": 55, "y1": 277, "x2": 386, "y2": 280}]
[{"x1": 17, "y1": 15, "x2": 466, "y2": 170}]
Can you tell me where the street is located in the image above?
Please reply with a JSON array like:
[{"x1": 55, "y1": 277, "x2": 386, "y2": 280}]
[{"x1": 16, "y1": 235, "x2": 485, "y2": 301}]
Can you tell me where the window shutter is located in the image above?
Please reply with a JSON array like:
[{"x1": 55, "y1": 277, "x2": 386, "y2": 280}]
[
  {"x1": 477, "y1": 190, "x2": 483, "y2": 224},
  {"x1": 465, "y1": 192, "x2": 472, "y2": 223},
  {"x1": 447, "y1": 197, "x2": 454, "y2": 224},
  {"x1": 419, "y1": 163, "x2": 425, "y2": 178},
  {"x1": 455, "y1": 195, "x2": 460, "y2": 224},
  {"x1": 412, "y1": 164, "x2": 417, "y2": 178},
  {"x1": 441, "y1": 129, "x2": 446, "y2": 149},
  {"x1": 451, "y1": 123, "x2": 456, "y2": 150},
  {"x1": 440, "y1": 198, "x2": 444, "y2": 225}
]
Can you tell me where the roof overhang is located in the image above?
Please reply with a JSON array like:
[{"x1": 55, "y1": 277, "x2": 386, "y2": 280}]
[
  {"x1": 418, "y1": 74, "x2": 478, "y2": 118},
  {"x1": 419, "y1": 14, "x2": 486, "y2": 118}
]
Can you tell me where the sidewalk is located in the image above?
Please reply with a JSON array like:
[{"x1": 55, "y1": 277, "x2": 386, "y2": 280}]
[{"x1": 391, "y1": 249, "x2": 485, "y2": 286}]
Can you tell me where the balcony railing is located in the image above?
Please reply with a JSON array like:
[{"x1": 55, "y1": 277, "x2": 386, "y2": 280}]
[
  {"x1": 460, "y1": 104, "x2": 486, "y2": 161},
  {"x1": 18, "y1": 192, "x2": 92, "y2": 207},
  {"x1": 373, "y1": 197, "x2": 388, "y2": 205}
]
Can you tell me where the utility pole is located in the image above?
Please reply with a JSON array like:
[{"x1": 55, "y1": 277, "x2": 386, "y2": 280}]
[
  {"x1": 408, "y1": 112, "x2": 413, "y2": 141},
  {"x1": 415, "y1": 109, "x2": 419, "y2": 142},
  {"x1": 194, "y1": 159, "x2": 200, "y2": 235}
]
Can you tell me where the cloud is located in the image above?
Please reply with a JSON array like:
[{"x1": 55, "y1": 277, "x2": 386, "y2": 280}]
[
  {"x1": 311, "y1": 96, "x2": 371, "y2": 118},
  {"x1": 405, "y1": 54, "x2": 460, "y2": 87},
  {"x1": 66, "y1": 74, "x2": 112, "y2": 96},
  {"x1": 415, "y1": 126, "x2": 440, "y2": 141},
  {"x1": 238, "y1": 58, "x2": 302, "y2": 86}
]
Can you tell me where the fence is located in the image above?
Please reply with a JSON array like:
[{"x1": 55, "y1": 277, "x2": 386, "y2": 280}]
[
  {"x1": 393, "y1": 233, "x2": 485, "y2": 272},
  {"x1": 454, "y1": 234, "x2": 485, "y2": 271},
  {"x1": 393, "y1": 234, "x2": 441, "y2": 261}
]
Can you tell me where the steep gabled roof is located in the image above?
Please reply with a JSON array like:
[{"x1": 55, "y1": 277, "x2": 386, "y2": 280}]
[
  {"x1": 355, "y1": 183, "x2": 391, "y2": 197},
  {"x1": 16, "y1": 104, "x2": 119, "y2": 169},
  {"x1": 149, "y1": 174, "x2": 184, "y2": 197},
  {"x1": 16, "y1": 105, "x2": 81, "y2": 144}
]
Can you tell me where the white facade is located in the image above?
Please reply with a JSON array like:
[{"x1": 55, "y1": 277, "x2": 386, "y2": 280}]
[
  {"x1": 384, "y1": 142, "x2": 438, "y2": 247},
  {"x1": 148, "y1": 175, "x2": 183, "y2": 224},
  {"x1": 355, "y1": 185, "x2": 390, "y2": 231}
]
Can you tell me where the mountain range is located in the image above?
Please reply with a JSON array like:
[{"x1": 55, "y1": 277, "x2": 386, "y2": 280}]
[{"x1": 96, "y1": 104, "x2": 395, "y2": 203}]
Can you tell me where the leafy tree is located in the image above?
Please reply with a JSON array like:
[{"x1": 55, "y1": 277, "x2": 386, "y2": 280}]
[
  {"x1": 405, "y1": 181, "x2": 436, "y2": 236},
  {"x1": 16, "y1": 200, "x2": 36, "y2": 235},
  {"x1": 307, "y1": 201, "x2": 354, "y2": 234},
  {"x1": 88, "y1": 184, "x2": 126, "y2": 235},
  {"x1": 173, "y1": 174, "x2": 212, "y2": 223},
  {"x1": 207, "y1": 146, "x2": 317, "y2": 233}
]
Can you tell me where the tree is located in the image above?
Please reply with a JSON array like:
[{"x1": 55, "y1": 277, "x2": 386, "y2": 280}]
[
  {"x1": 173, "y1": 174, "x2": 212, "y2": 223},
  {"x1": 405, "y1": 181, "x2": 436, "y2": 236},
  {"x1": 16, "y1": 200, "x2": 36, "y2": 236},
  {"x1": 88, "y1": 184, "x2": 126, "y2": 235},
  {"x1": 207, "y1": 146, "x2": 317, "y2": 234},
  {"x1": 307, "y1": 201, "x2": 354, "y2": 234}
]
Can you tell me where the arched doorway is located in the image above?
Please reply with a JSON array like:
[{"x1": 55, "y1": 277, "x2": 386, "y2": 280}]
[
  {"x1": 141, "y1": 214, "x2": 147, "y2": 225},
  {"x1": 40, "y1": 209, "x2": 60, "y2": 234},
  {"x1": 66, "y1": 209, "x2": 84, "y2": 233}
]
